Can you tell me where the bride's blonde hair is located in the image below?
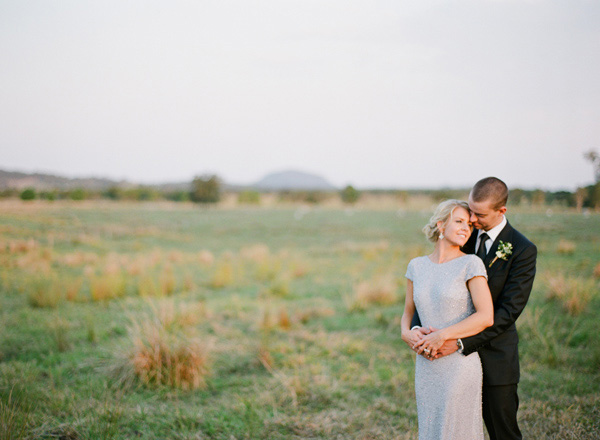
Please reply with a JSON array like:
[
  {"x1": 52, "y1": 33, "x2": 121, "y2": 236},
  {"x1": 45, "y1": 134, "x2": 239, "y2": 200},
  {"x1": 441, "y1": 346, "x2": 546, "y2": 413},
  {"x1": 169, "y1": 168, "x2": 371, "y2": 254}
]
[{"x1": 422, "y1": 199, "x2": 470, "y2": 243}]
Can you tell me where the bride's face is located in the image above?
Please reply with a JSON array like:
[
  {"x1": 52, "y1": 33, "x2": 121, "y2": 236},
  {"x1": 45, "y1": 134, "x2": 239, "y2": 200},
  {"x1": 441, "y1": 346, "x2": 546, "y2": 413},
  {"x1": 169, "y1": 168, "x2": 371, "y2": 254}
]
[{"x1": 440, "y1": 207, "x2": 472, "y2": 247}]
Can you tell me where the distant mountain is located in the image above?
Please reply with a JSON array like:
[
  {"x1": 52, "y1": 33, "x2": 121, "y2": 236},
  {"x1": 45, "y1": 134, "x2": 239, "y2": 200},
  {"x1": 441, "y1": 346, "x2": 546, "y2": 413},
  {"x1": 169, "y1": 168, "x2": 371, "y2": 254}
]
[
  {"x1": 0, "y1": 168, "x2": 337, "y2": 192},
  {"x1": 252, "y1": 170, "x2": 337, "y2": 191},
  {"x1": 0, "y1": 169, "x2": 129, "y2": 191}
]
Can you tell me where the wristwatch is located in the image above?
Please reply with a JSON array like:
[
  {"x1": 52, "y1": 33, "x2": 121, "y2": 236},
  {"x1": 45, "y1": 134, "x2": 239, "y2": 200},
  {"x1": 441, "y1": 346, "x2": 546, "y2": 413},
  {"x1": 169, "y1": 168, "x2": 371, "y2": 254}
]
[{"x1": 456, "y1": 339, "x2": 464, "y2": 354}]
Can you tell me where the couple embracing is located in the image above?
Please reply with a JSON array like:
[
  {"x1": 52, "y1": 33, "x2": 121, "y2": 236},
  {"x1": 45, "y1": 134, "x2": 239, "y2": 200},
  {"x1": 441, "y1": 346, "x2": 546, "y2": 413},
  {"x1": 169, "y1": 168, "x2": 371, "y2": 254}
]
[{"x1": 401, "y1": 177, "x2": 537, "y2": 440}]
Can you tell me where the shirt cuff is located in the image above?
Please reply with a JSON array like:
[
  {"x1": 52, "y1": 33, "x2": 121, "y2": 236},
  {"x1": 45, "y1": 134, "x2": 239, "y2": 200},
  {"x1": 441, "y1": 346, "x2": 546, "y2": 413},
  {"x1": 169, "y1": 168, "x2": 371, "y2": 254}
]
[
  {"x1": 410, "y1": 326, "x2": 421, "y2": 331},
  {"x1": 457, "y1": 338, "x2": 464, "y2": 354}
]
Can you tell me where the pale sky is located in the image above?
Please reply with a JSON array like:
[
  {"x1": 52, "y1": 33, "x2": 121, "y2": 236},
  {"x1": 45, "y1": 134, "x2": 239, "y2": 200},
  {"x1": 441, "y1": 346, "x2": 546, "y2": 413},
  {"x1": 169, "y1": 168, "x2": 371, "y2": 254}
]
[{"x1": 1, "y1": 1, "x2": 598, "y2": 190}]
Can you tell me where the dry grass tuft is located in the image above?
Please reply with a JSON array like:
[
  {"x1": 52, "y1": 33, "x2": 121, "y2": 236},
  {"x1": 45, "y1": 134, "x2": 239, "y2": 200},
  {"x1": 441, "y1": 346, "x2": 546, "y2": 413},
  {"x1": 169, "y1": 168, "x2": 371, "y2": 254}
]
[
  {"x1": 151, "y1": 299, "x2": 208, "y2": 331},
  {"x1": 90, "y1": 272, "x2": 126, "y2": 302},
  {"x1": 556, "y1": 239, "x2": 576, "y2": 255},
  {"x1": 159, "y1": 265, "x2": 176, "y2": 296},
  {"x1": 347, "y1": 274, "x2": 398, "y2": 311},
  {"x1": 138, "y1": 274, "x2": 160, "y2": 297},
  {"x1": 296, "y1": 306, "x2": 335, "y2": 324},
  {"x1": 278, "y1": 307, "x2": 292, "y2": 330},
  {"x1": 8, "y1": 239, "x2": 37, "y2": 254},
  {"x1": 123, "y1": 306, "x2": 211, "y2": 390},
  {"x1": 240, "y1": 244, "x2": 270, "y2": 263},
  {"x1": 197, "y1": 250, "x2": 215, "y2": 266},
  {"x1": 210, "y1": 256, "x2": 236, "y2": 288},
  {"x1": 264, "y1": 277, "x2": 291, "y2": 297},
  {"x1": 49, "y1": 316, "x2": 71, "y2": 352},
  {"x1": 27, "y1": 274, "x2": 62, "y2": 308},
  {"x1": 544, "y1": 272, "x2": 597, "y2": 315},
  {"x1": 64, "y1": 277, "x2": 83, "y2": 302}
]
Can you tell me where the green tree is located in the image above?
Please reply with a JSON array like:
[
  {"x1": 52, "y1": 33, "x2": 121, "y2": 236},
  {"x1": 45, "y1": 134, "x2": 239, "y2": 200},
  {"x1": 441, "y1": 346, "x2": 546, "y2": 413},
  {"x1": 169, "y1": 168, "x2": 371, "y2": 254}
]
[
  {"x1": 531, "y1": 189, "x2": 546, "y2": 206},
  {"x1": 575, "y1": 187, "x2": 587, "y2": 212},
  {"x1": 590, "y1": 182, "x2": 600, "y2": 210},
  {"x1": 104, "y1": 186, "x2": 124, "y2": 200},
  {"x1": 341, "y1": 185, "x2": 360, "y2": 204},
  {"x1": 510, "y1": 188, "x2": 525, "y2": 205},
  {"x1": 190, "y1": 175, "x2": 221, "y2": 204},
  {"x1": 584, "y1": 150, "x2": 600, "y2": 182},
  {"x1": 20, "y1": 188, "x2": 36, "y2": 201}
]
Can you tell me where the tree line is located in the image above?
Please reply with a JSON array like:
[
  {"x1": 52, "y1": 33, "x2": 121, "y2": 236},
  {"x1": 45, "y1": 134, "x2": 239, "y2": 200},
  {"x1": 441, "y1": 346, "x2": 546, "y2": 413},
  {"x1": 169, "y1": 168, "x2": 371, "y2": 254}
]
[{"x1": 4, "y1": 151, "x2": 600, "y2": 209}]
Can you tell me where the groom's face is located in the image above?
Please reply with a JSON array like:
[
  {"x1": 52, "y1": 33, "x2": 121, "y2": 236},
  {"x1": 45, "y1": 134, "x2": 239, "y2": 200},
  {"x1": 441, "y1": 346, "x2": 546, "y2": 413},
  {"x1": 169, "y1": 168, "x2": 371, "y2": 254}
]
[{"x1": 468, "y1": 196, "x2": 506, "y2": 231}]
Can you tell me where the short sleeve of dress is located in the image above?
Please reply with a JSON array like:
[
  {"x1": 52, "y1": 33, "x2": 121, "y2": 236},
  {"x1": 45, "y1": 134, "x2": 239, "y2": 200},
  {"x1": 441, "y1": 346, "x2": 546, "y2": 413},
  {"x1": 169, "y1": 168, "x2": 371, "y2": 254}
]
[
  {"x1": 465, "y1": 256, "x2": 487, "y2": 282},
  {"x1": 405, "y1": 259, "x2": 415, "y2": 281}
]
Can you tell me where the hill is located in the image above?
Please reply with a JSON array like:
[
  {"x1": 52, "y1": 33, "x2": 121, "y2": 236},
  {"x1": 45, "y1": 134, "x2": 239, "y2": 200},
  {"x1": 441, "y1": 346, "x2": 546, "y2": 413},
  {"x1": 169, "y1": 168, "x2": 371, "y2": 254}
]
[{"x1": 252, "y1": 170, "x2": 336, "y2": 191}]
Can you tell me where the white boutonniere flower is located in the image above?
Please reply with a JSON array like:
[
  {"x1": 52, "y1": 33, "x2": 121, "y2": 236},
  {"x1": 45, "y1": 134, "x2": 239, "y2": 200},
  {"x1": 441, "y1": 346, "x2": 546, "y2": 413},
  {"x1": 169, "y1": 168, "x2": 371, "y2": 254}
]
[{"x1": 489, "y1": 241, "x2": 513, "y2": 268}]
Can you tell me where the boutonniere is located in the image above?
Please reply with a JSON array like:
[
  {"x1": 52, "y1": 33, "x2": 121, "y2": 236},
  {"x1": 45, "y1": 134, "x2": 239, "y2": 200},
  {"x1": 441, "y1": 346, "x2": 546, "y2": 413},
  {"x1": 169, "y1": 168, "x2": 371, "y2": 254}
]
[{"x1": 489, "y1": 241, "x2": 513, "y2": 267}]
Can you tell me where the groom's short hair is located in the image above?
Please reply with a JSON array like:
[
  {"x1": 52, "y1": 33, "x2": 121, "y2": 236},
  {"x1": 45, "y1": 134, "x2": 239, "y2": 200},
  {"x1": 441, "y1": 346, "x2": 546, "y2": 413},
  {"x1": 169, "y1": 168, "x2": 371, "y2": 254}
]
[{"x1": 471, "y1": 177, "x2": 508, "y2": 210}]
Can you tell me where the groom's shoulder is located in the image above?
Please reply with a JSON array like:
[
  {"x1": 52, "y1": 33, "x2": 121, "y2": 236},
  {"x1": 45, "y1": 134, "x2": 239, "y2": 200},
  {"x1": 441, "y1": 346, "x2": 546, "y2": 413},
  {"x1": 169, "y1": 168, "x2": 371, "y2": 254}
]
[{"x1": 505, "y1": 222, "x2": 536, "y2": 252}]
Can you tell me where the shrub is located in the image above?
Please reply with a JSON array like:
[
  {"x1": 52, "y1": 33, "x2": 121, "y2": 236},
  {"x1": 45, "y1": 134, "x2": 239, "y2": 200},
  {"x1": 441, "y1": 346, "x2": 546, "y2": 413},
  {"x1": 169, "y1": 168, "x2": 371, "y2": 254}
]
[
  {"x1": 19, "y1": 188, "x2": 36, "y2": 201},
  {"x1": 341, "y1": 185, "x2": 360, "y2": 204},
  {"x1": 238, "y1": 190, "x2": 261, "y2": 204}
]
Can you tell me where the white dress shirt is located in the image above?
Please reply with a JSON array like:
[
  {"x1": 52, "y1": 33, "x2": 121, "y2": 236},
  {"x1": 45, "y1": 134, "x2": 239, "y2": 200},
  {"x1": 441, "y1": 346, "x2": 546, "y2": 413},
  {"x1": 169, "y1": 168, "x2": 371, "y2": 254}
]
[{"x1": 476, "y1": 215, "x2": 507, "y2": 256}]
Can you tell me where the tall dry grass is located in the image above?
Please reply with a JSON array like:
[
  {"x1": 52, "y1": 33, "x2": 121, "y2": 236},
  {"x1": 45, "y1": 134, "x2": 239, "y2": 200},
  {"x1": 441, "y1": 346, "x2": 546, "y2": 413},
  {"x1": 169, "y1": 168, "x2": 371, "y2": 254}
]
[
  {"x1": 544, "y1": 272, "x2": 597, "y2": 315},
  {"x1": 0, "y1": 389, "x2": 32, "y2": 440}
]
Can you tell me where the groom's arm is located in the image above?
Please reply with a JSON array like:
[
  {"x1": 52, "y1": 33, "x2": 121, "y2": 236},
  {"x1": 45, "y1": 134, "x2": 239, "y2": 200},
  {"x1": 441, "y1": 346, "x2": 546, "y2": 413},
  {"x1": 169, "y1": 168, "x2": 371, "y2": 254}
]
[
  {"x1": 410, "y1": 310, "x2": 422, "y2": 329},
  {"x1": 461, "y1": 243, "x2": 537, "y2": 356}
]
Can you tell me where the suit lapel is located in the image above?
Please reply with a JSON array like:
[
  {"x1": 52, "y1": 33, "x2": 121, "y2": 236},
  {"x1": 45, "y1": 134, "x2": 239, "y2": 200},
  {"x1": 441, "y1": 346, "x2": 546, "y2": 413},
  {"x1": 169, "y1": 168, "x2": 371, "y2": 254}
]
[
  {"x1": 462, "y1": 230, "x2": 478, "y2": 254},
  {"x1": 485, "y1": 222, "x2": 514, "y2": 276}
]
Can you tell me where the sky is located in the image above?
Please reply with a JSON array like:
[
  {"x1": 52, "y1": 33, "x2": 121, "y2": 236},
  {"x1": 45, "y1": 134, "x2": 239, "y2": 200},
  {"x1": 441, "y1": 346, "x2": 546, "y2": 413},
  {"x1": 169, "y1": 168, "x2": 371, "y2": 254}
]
[{"x1": 0, "y1": 0, "x2": 599, "y2": 190}]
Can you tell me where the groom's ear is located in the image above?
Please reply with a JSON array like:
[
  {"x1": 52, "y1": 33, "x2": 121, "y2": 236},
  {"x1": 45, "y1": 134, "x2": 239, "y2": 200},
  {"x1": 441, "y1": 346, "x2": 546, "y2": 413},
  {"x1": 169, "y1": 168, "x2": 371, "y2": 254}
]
[{"x1": 498, "y1": 206, "x2": 507, "y2": 215}]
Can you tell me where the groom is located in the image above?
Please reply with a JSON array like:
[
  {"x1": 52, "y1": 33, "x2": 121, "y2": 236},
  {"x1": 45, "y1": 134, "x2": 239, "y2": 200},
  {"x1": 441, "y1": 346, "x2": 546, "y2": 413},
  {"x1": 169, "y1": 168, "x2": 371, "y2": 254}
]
[{"x1": 410, "y1": 177, "x2": 537, "y2": 440}]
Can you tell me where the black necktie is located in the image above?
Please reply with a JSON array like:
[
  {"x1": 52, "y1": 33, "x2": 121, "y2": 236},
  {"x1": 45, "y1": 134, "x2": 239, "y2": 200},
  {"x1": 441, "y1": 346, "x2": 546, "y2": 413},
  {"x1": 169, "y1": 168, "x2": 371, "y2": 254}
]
[{"x1": 477, "y1": 233, "x2": 489, "y2": 260}]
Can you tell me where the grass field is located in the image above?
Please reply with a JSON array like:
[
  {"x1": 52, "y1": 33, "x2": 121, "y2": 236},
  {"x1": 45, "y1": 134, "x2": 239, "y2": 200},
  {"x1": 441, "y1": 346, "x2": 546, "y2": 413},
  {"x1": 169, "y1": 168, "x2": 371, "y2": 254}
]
[{"x1": 0, "y1": 201, "x2": 598, "y2": 439}]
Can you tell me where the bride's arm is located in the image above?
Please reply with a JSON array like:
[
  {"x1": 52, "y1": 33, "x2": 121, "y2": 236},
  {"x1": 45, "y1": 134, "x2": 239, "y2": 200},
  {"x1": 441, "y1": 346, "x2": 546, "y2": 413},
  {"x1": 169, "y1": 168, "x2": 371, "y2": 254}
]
[
  {"x1": 413, "y1": 276, "x2": 493, "y2": 355},
  {"x1": 401, "y1": 280, "x2": 428, "y2": 349}
]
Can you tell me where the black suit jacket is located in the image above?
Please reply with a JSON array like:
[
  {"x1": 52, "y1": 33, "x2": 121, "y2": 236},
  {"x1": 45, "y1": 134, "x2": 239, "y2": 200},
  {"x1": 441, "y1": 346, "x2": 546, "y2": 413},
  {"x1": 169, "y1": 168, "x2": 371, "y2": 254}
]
[{"x1": 411, "y1": 220, "x2": 537, "y2": 386}]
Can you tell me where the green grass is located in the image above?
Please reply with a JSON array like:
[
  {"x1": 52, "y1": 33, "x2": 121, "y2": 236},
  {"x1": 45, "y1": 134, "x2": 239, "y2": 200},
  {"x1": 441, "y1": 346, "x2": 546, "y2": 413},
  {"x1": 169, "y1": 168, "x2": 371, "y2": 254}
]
[{"x1": 0, "y1": 201, "x2": 598, "y2": 439}]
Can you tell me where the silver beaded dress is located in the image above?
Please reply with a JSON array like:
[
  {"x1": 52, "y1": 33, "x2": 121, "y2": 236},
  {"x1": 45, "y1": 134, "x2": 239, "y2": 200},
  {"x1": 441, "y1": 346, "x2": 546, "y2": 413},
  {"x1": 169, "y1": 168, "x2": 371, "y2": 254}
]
[{"x1": 405, "y1": 254, "x2": 487, "y2": 440}]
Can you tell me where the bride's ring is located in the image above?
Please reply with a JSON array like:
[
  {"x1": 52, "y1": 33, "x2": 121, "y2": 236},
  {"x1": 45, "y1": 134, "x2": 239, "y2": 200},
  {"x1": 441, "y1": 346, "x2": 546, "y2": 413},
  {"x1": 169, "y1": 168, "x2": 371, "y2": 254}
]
[{"x1": 423, "y1": 348, "x2": 430, "y2": 354}]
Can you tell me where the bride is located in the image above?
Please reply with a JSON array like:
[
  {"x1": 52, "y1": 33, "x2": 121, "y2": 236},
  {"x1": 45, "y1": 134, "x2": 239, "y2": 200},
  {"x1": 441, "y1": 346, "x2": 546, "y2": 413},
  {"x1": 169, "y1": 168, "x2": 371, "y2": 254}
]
[{"x1": 401, "y1": 200, "x2": 494, "y2": 440}]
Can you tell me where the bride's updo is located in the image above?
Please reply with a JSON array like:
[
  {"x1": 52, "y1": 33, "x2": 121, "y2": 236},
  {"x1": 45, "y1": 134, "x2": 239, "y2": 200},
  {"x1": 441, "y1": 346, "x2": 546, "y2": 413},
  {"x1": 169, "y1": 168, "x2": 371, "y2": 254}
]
[{"x1": 422, "y1": 199, "x2": 470, "y2": 243}]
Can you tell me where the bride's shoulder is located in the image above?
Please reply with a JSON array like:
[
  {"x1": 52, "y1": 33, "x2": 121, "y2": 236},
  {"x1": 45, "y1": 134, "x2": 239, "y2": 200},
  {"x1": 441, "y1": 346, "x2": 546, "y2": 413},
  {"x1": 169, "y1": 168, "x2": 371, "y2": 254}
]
[{"x1": 462, "y1": 254, "x2": 486, "y2": 270}]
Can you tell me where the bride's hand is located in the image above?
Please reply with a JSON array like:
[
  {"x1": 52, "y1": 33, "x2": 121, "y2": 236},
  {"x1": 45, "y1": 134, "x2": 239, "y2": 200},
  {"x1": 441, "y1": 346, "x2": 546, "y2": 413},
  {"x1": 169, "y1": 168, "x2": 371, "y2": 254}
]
[
  {"x1": 413, "y1": 327, "x2": 447, "y2": 357},
  {"x1": 402, "y1": 327, "x2": 431, "y2": 352}
]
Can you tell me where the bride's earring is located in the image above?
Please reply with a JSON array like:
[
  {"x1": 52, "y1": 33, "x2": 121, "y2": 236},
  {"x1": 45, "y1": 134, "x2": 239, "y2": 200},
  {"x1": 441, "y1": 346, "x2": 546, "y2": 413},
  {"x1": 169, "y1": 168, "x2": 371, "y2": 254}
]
[{"x1": 439, "y1": 231, "x2": 445, "y2": 240}]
